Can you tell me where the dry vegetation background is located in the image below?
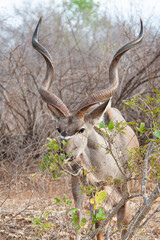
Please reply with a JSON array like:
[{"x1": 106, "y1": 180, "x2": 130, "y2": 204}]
[{"x1": 0, "y1": 0, "x2": 160, "y2": 239}]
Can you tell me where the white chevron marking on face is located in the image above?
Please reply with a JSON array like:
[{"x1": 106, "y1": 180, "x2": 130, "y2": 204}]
[
  {"x1": 60, "y1": 135, "x2": 74, "y2": 140},
  {"x1": 63, "y1": 157, "x2": 72, "y2": 163}
]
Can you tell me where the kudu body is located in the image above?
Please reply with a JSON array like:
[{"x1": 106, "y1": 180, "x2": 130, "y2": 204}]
[{"x1": 32, "y1": 17, "x2": 143, "y2": 240}]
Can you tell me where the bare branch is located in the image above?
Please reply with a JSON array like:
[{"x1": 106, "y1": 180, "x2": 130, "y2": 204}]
[{"x1": 122, "y1": 181, "x2": 160, "y2": 240}]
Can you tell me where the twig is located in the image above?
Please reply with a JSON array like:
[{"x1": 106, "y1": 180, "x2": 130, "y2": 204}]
[
  {"x1": 142, "y1": 138, "x2": 155, "y2": 203},
  {"x1": 60, "y1": 164, "x2": 83, "y2": 176},
  {"x1": 0, "y1": 194, "x2": 10, "y2": 208},
  {"x1": 107, "y1": 135, "x2": 126, "y2": 177},
  {"x1": 105, "y1": 221, "x2": 111, "y2": 240},
  {"x1": 140, "y1": 204, "x2": 160, "y2": 228},
  {"x1": 4, "y1": 190, "x2": 34, "y2": 224},
  {"x1": 128, "y1": 193, "x2": 142, "y2": 200}
]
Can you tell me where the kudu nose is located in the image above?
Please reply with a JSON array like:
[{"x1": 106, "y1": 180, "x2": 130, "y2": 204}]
[{"x1": 61, "y1": 130, "x2": 67, "y2": 137}]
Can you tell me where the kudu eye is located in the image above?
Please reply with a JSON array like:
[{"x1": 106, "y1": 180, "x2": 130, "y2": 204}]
[
  {"x1": 78, "y1": 128, "x2": 85, "y2": 134},
  {"x1": 56, "y1": 127, "x2": 61, "y2": 133}
]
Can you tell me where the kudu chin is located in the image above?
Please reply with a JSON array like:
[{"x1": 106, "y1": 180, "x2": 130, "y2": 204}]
[{"x1": 32, "y1": 17, "x2": 143, "y2": 240}]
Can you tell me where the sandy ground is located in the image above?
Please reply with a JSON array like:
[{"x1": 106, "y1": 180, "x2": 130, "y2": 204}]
[{"x1": 0, "y1": 168, "x2": 160, "y2": 240}]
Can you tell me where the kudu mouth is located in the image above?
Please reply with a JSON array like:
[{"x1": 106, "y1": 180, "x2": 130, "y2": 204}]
[
  {"x1": 56, "y1": 147, "x2": 74, "y2": 163},
  {"x1": 57, "y1": 136, "x2": 74, "y2": 163}
]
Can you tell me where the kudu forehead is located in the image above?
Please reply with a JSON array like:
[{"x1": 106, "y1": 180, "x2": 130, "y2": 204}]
[{"x1": 57, "y1": 117, "x2": 85, "y2": 137}]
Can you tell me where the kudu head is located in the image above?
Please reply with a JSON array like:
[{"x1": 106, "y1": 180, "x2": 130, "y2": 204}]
[{"x1": 32, "y1": 17, "x2": 143, "y2": 161}]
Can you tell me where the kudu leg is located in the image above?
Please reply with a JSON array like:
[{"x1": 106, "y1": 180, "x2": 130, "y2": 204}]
[
  {"x1": 95, "y1": 221, "x2": 104, "y2": 240},
  {"x1": 117, "y1": 201, "x2": 130, "y2": 238},
  {"x1": 71, "y1": 176, "x2": 84, "y2": 240}
]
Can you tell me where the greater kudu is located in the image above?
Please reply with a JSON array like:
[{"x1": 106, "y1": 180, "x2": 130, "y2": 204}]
[{"x1": 32, "y1": 17, "x2": 143, "y2": 239}]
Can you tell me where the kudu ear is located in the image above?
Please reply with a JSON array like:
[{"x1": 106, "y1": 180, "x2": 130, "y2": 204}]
[
  {"x1": 47, "y1": 104, "x2": 67, "y2": 119},
  {"x1": 85, "y1": 99, "x2": 111, "y2": 126}
]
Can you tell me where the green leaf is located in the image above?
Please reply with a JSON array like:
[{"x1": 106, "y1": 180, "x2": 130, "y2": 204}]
[
  {"x1": 72, "y1": 212, "x2": 78, "y2": 226},
  {"x1": 76, "y1": 225, "x2": 81, "y2": 230},
  {"x1": 114, "y1": 177, "x2": 123, "y2": 184},
  {"x1": 35, "y1": 218, "x2": 41, "y2": 224},
  {"x1": 60, "y1": 153, "x2": 66, "y2": 160},
  {"x1": 83, "y1": 169, "x2": 87, "y2": 175},
  {"x1": 99, "y1": 121, "x2": 105, "y2": 129},
  {"x1": 53, "y1": 144, "x2": 59, "y2": 151},
  {"x1": 69, "y1": 208, "x2": 79, "y2": 212},
  {"x1": 47, "y1": 137, "x2": 53, "y2": 142},
  {"x1": 63, "y1": 194, "x2": 66, "y2": 202},
  {"x1": 80, "y1": 218, "x2": 87, "y2": 227},
  {"x1": 108, "y1": 121, "x2": 114, "y2": 130},
  {"x1": 153, "y1": 130, "x2": 160, "y2": 139},
  {"x1": 137, "y1": 122, "x2": 145, "y2": 133},
  {"x1": 151, "y1": 158, "x2": 155, "y2": 168},
  {"x1": 56, "y1": 173, "x2": 62, "y2": 178},
  {"x1": 127, "y1": 122, "x2": 136, "y2": 126},
  {"x1": 149, "y1": 97, "x2": 155, "y2": 102},
  {"x1": 81, "y1": 218, "x2": 87, "y2": 224},
  {"x1": 153, "y1": 89, "x2": 159, "y2": 93},
  {"x1": 52, "y1": 170, "x2": 56, "y2": 179},
  {"x1": 38, "y1": 231, "x2": 42, "y2": 237},
  {"x1": 96, "y1": 207, "x2": 105, "y2": 221},
  {"x1": 44, "y1": 223, "x2": 51, "y2": 228},
  {"x1": 39, "y1": 163, "x2": 46, "y2": 171},
  {"x1": 95, "y1": 191, "x2": 107, "y2": 204},
  {"x1": 62, "y1": 140, "x2": 67, "y2": 146},
  {"x1": 54, "y1": 198, "x2": 60, "y2": 204},
  {"x1": 92, "y1": 213, "x2": 97, "y2": 224},
  {"x1": 67, "y1": 200, "x2": 72, "y2": 205}
]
